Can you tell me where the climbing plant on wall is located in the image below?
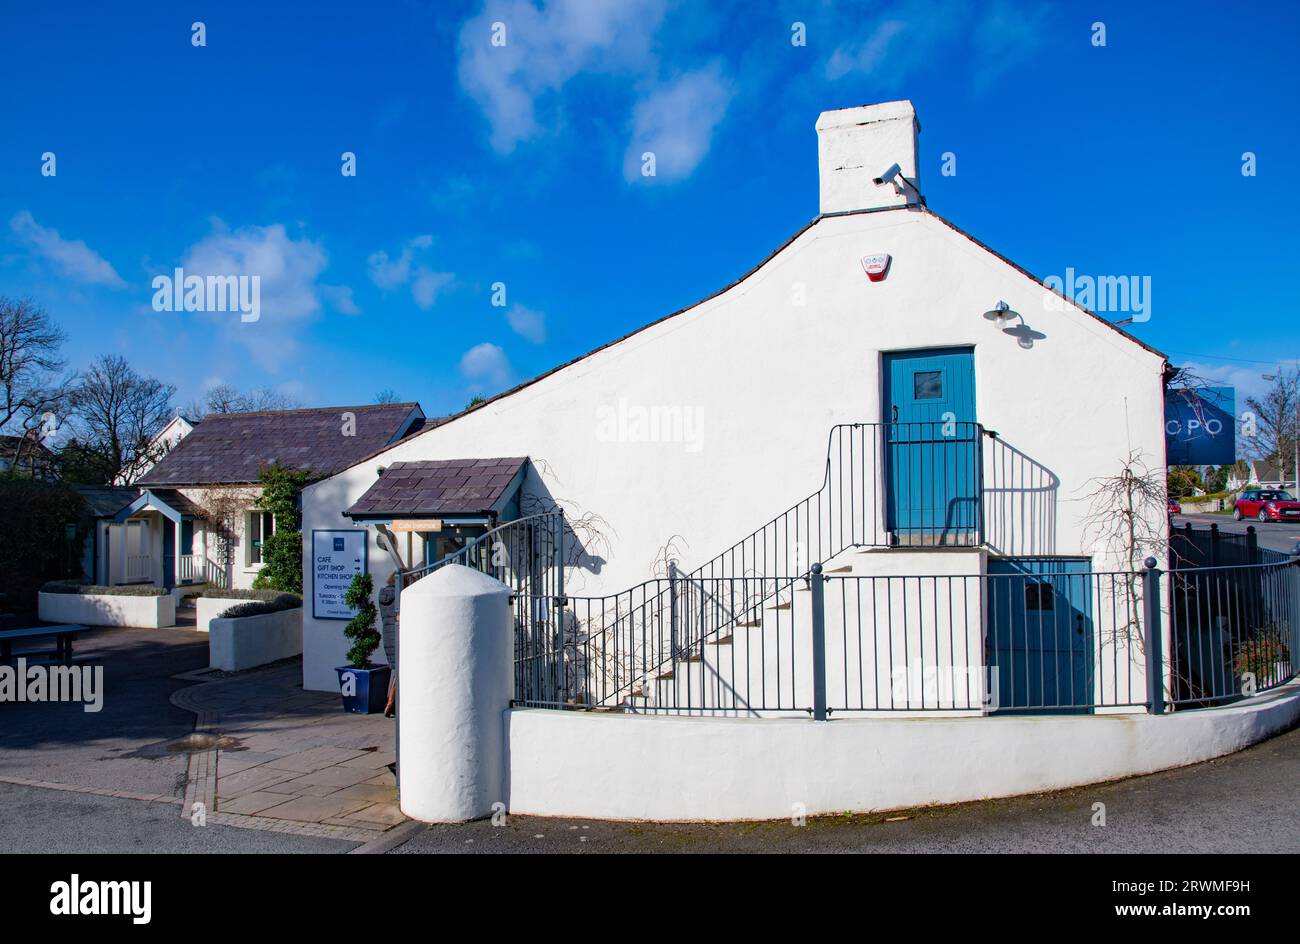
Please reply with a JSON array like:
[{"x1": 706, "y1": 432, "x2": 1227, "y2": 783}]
[{"x1": 251, "y1": 462, "x2": 312, "y2": 595}]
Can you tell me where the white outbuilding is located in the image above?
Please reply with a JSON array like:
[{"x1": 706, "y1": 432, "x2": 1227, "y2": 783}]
[{"x1": 300, "y1": 100, "x2": 1170, "y2": 716}]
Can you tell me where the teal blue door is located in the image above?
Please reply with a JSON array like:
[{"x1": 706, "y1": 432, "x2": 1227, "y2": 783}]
[
  {"x1": 162, "y1": 521, "x2": 176, "y2": 589},
  {"x1": 883, "y1": 348, "x2": 979, "y2": 541},
  {"x1": 986, "y1": 558, "x2": 1094, "y2": 712}
]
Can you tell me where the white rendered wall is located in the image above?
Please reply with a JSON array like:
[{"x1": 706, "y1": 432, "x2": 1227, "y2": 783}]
[
  {"x1": 398, "y1": 565, "x2": 513, "y2": 822},
  {"x1": 505, "y1": 681, "x2": 1300, "y2": 821}
]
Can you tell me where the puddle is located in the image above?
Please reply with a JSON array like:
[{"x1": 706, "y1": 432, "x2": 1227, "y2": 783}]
[{"x1": 165, "y1": 733, "x2": 243, "y2": 753}]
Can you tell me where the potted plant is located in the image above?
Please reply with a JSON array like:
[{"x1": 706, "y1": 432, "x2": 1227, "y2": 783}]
[{"x1": 335, "y1": 572, "x2": 391, "y2": 714}]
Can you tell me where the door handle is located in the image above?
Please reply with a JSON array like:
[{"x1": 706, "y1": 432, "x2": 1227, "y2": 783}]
[{"x1": 891, "y1": 404, "x2": 898, "y2": 422}]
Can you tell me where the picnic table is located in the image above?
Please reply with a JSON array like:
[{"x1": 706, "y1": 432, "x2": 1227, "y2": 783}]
[{"x1": 0, "y1": 624, "x2": 91, "y2": 664}]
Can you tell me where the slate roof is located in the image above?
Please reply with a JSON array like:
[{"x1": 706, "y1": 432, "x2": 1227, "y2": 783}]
[
  {"x1": 344, "y1": 458, "x2": 527, "y2": 519},
  {"x1": 138, "y1": 403, "x2": 423, "y2": 486},
  {"x1": 77, "y1": 486, "x2": 141, "y2": 518}
]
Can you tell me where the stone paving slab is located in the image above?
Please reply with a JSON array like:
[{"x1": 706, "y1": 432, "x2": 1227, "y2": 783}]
[
  {"x1": 170, "y1": 661, "x2": 402, "y2": 837},
  {"x1": 259, "y1": 794, "x2": 371, "y2": 823}
]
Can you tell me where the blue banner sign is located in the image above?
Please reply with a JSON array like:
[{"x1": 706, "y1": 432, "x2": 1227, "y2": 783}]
[{"x1": 1165, "y1": 386, "x2": 1235, "y2": 465}]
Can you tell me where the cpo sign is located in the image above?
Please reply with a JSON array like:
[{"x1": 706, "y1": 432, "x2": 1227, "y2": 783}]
[{"x1": 1165, "y1": 386, "x2": 1235, "y2": 465}]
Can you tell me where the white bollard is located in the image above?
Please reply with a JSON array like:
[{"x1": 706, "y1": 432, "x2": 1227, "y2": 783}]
[{"x1": 397, "y1": 564, "x2": 513, "y2": 822}]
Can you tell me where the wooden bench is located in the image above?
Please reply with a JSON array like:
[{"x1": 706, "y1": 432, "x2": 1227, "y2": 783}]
[{"x1": 0, "y1": 624, "x2": 91, "y2": 664}]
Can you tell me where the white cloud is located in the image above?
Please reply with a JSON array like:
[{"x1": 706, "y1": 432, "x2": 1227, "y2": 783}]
[
  {"x1": 322, "y1": 283, "x2": 361, "y2": 315},
  {"x1": 623, "y1": 64, "x2": 734, "y2": 183},
  {"x1": 825, "y1": 20, "x2": 911, "y2": 81},
  {"x1": 505, "y1": 303, "x2": 546, "y2": 343},
  {"x1": 459, "y1": 342, "x2": 513, "y2": 388},
  {"x1": 177, "y1": 221, "x2": 330, "y2": 371},
  {"x1": 367, "y1": 235, "x2": 453, "y2": 309},
  {"x1": 411, "y1": 268, "x2": 455, "y2": 310},
  {"x1": 367, "y1": 234, "x2": 433, "y2": 289},
  {"x1": 822, "y1": 0, "x2": 1044, "y2": 91},
  {"x1": 9, "y1": 210, "x2": 126, "y2": 288},
  {"x1": 183, "y1": 222, "x2": 327, "y2": 322},
  {"x1": 1175, "y1": 361, "x2": 1271, "y2": 407},
  {"x1": 457, "y1": 0, "x2": 667, "y2": 153}
]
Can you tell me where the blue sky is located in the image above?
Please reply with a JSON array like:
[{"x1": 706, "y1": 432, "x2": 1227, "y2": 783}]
[{"x1": 1, "y1": 0, "x2": 1296, "y2": 418}]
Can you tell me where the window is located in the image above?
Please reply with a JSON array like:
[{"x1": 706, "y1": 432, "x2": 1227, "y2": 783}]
[
  {"x1": 913, "y1": 370, "x2": 943, "y2": 400},
  {"x1": 246, "y1": 511, "x2": 274, "y2": 566},
  {"x1": 1025, "y1": 581, "x2": 1055, "y2": 611}
]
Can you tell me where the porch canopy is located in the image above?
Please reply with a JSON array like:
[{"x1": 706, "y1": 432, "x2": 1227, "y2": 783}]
[
  {"x1": 112, "y1": 488, "x2": 208, "y2": 587},
  {"x1": 344, "y1": 458, "x2": 528, "y2": 526},
  {"x1": 112, "y1": 488, "x2": 206, "y2": 525}
]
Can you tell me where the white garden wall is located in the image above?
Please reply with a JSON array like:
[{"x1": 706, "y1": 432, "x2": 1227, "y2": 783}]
[
  {"x1": 208, "y1": 607, "x2": 302, "y2": 672},
  {"x1": 39, "y1": 591, "x2": 176, "y2": 629},
  {"x1": 504, "y1": 681, "x2": 1300, "y2": 821}
]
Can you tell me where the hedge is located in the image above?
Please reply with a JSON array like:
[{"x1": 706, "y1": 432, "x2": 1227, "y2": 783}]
[
  {"x1": 217, "y1": 593, "x2": 302, "y2": 620},
  {"x1": 41, "y1": 580, "x2": 168, "y2": 597},
  {"x1": 201, "y1": 587, "x2": 300, "y2": 602}
]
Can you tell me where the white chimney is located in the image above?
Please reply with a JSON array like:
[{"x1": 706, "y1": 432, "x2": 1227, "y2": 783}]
[{"x1": 816, "y1": 100, "x2": 921, "y2": 214}]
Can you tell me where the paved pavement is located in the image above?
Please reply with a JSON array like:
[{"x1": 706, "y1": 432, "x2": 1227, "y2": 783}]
[
  {"x1": 1173, "y1": 513, "x2": 1300, "y2": 554},
  {"x1": 177, "y1": 663, "x2": 400, "y2": 838},
  {"x1": 389, "y1": 722, "x2": 1300, "y2": 853}
]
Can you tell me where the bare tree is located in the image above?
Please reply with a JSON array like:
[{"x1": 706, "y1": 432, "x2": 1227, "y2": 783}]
[
  {"x1": 184, "y1": 383, "x2": 304, "y2": 418},
  {"x1": 1244, "y1": 366, "x2": 1299, "y2": 481},
  {"x1": 70, "y1": 355, "x2": 176, "y2": 484},
  {"x1": 0, "y1": 298, "x2": 72, "y2": 474},
  {"x1": 374, "y1": 388, "x2": 400, "y2": 405}
]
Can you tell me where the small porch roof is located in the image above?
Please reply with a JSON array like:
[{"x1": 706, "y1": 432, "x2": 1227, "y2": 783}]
[
  {"x1": 112, "y1": 488, "x2": 206, "y2": 524},
  {"x1": 344, "y1": 458, "x2": 527, "y2": 522}
]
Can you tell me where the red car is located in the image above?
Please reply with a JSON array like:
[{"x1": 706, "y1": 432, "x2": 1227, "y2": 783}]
[
  {"x1": 1234, "y1": 489, "x2": 1300, "y2": 522},
  {"x1": 1167, "y1": 497, "x2": 1181, "y2": 516}
]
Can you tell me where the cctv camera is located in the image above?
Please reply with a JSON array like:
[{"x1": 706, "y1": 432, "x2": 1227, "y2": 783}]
[{"x1": 873, "y1": 163, "x2": 902, "y2": 186}]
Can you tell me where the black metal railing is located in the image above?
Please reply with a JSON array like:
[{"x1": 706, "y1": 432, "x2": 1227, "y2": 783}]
[
  {"x1": 1168, "y1": 558, "x2": 1300, "y2": 709},
  {"x1": 509, "y1": 555, "x2": 1300, "y2": 716}
]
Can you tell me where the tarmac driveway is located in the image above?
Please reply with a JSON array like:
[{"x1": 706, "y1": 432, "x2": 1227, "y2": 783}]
[{"x1": 0, "y1": 625, "x2": 209, "y2": 798}]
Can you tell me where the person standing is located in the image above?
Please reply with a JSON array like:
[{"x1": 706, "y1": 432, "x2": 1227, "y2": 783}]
[{"x1": 378, "y1": 571, "x2": 400, "y2": 718}]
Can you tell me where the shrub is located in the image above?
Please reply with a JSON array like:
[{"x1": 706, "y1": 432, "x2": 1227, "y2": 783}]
[
  {"x1": 201, "y1": 587, "x2": 298, "y2": 602},
  {"x1": 250, "y1": 463, "x2": 310, "y2": 595},
  {"x1": 0, "y1": 480, "x2": 89, "y2": 615},
  {"x1": 41, "y1": 580, "x2": 168, "y2": 597},
  {"x1": 254, "y1": 530, "x2": 304, "y2": 594},
  {"x1": 216, "y1": 593, "x2": 302, "y2": 620},
  {"x1": 342, "y1": 572, "x2": 380, "y2": 668}
]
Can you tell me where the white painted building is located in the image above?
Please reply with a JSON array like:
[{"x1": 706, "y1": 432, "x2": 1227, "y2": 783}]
[{"x1": 301, "y1": 101, "x2": 1170, "y2": 710}]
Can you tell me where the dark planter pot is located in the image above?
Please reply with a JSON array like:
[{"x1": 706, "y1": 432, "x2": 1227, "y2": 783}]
[{"x1": 335, "y1": 664, "x2": 392, "y2": 715}]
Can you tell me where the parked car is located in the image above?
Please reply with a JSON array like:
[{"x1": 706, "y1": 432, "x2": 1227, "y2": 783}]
[
  {"x1": 1167, "y1": 496, "x2": 1181, "y2": 517},
  {"x1": 1233, "y1": 489, "x2": 1300, "y2": 522}
]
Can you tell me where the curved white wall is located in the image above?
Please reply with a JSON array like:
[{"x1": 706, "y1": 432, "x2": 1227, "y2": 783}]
[{"x1": 504, "y1": 683, "x2": 1300, "y2": 821}]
